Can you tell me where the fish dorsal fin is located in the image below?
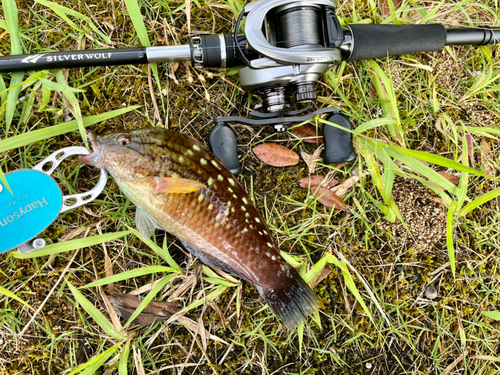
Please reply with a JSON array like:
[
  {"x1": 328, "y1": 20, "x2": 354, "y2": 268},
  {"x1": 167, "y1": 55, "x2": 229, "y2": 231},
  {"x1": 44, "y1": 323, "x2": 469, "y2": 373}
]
[
  {"x1": 135, "y1": 208, "x2": 163, "y2": 239},
  {"x1": 153, "y1": 177, "x2": 206, "y2": 194}
]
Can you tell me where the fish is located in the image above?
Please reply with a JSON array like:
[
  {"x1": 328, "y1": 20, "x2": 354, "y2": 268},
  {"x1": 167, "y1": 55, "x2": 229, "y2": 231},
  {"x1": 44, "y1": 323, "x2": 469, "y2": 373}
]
[{"x1": 79, "y1": 128, "x2": 320, "y2": 329}]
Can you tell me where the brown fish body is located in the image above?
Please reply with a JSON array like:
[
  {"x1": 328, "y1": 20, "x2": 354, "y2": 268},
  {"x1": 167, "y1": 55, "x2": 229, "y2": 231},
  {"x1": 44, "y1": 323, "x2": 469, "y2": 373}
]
[{"x1": 80, "y1": 128, "x2": 319, "y2": 329}]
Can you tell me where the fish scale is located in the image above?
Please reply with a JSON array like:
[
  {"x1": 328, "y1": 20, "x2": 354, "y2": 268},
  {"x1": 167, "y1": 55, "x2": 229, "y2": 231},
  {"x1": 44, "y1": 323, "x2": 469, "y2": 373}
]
[{"x1": 80, "y1": 128, "x2": 320, "y2": 329}]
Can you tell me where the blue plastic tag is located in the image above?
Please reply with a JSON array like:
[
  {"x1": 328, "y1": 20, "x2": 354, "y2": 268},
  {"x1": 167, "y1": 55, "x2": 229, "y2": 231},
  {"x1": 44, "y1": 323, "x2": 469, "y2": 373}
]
[{"x1": 0, "y1": 170, "x2": 63, "y2": 253}]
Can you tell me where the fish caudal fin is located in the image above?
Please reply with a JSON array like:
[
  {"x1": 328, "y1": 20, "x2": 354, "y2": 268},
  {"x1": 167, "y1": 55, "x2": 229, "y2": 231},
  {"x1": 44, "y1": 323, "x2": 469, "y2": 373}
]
[{"x1": 257, "y1": 273, "x2": 321, "y2": 330}]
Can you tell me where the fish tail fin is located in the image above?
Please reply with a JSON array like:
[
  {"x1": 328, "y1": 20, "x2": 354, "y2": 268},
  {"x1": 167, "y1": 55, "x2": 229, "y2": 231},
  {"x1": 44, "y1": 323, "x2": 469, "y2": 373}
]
[{"x1": 257, "y1": 273, "x2": 321, "y2": 330}]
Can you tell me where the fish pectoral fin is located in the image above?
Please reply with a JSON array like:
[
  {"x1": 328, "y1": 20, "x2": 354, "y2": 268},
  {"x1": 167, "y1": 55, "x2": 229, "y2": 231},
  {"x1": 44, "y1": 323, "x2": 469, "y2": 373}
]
[
  {"x1": 136, "y1": 208, "x2": 163, "y2": 239},
  {"x1": 153, "y1": 177, "x2": 206, "y2": 194}
]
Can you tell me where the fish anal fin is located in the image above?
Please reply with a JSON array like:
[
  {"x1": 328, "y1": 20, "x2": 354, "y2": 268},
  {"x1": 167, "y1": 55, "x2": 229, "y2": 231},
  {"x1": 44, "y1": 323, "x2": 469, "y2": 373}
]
[{"x1": 153, "y1": 177, "x2": 206, "y2": 194}]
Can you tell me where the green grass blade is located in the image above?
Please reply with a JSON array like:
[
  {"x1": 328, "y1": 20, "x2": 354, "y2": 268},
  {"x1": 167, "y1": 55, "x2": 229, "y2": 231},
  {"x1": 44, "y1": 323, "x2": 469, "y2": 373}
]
[
  {"x1": 67, "y1": 342, "x2": 122, "y2": 375},
  {"x1": 3, "y1": 0, "x2": 24, "y2": 134},
  {"x1": 460, "y1": 187, "x2": 500, "y2": 216},
  {"x1": 128, "y1": 227, "x2": 178, "y2": 267},
  {"x1": 0, "y1": 285, "x2": 34, "y2": 310},
  {"x1": 82, "y1": 266, "x2": 177, "y2": 289},
  {"x1": 12, "y1": 231, "x2": 131, "y2": 259},
  {"x1": 446, "y1": 202, "x2": 457, "y2": 277},
  {"x1": 118, "y1": 340, "x2": 131, "y2": 375},
  {"x1": 162, "y1": 236, "x2": 181, "y2": 272},
  {"x1": 39, "y1": 78, "x2": 84, "y2": 93},
  {"x1": 67, "y1": 280, "x2": 126, "y2": 340},
  {"x1": 175, "y1": 285, "x2": 228, "y2": 316},
  {"x1": 122, "y1": 273, "x2": 176, "y2": 329},
  {"x1": 385, "y1": 143, "x2": 493, "y2": 179},
  {"x1": 0, "y1": 106, "x2": 140, "y2": 153},
  {"x1": 367, "y1": 60, "x2": 404, "y2": 144},
  {"x1": 0, "y1": 165, "x2": 13, "y2": 195},
  {"x1": 482, "y1": 311, "x2": 500, "y2": 321},
  {"x1": 326, "y1": 254, "x2": 375, "y2": 325}
]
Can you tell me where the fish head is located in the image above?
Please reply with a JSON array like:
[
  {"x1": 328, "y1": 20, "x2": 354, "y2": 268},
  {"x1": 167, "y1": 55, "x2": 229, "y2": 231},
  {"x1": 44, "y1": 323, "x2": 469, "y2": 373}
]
[{"x1": 79, "y1": 129, "x2": 163, "y2": 180}]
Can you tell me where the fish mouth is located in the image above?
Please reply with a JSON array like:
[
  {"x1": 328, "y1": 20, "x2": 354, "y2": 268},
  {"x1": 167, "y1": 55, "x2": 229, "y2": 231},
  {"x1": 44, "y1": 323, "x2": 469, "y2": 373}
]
[{"x1": 79, "y1": 131, "x2": 101, "y2": 166}]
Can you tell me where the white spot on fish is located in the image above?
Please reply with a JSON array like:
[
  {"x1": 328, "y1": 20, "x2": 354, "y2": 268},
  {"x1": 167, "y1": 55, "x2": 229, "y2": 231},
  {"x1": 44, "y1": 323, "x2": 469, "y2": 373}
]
[
  {"x1": 267, "y1": 242, "x2": 273, "y2": 248},
  {"x1": 224, "y1": 210, "x2": 230, "y2": 217},
  {"x1": 186, "y1": 150, "x2": 194, "y2": 156},
  {"x1": 198, "y1": 194, "x2": 204, "y2": 202},
  {"x1": 178, "y1": 156, "x2": 185, "y2": 163},
  {"x1": 208, "y1": 204, "x2": 214, "y2": 210},
  {"x1": 231, "y1": 207, "x2": 235, "y2": 213},
  {"x1": 272, "y1": 255, "x2": 276, "y2": 261},
  {"x1": 233, "y1": 194, "x2": 237, "y2": 199},
  {"x1": 218, "y1": 175, "x2": 224, "y2": 181},
  {"x1": 200, "y1": 158, "x2": 207, "y2": 166},
  {"x1": 263, "y1": 230, "x2": 268, "y2": 235},
  {"x1": 207, "y1": 178, "x2": 214, "y2": 186},
  {"x1": 228, "y1": 178, "x2": 236, "y2": 186},
  {"x1": 255, "y1": 218, "x2": 261, "y2": 223},
  {"x1": 242, "y1": 228, "x2": 248, "y2": 234},
  {"x1": 193, "y1": 145, "x2": 201, "y2": 152},
  {"x1": 245, "y1": 213, "x2": 250, "y2": 218},
  {"x1": 241, "y1": 206, "x2": 246, "y2": 211},
  {"x1": 228, "y1": 187, "x2": 234, "y2": 193},
  {"x1": 212, "y1": 160, "x2": 221, "y2": 169},
  {"x1": 242, "y1": 197, "x2": 248, "y2": 204},
  {"x1": 250, "y1": 225, "x2": 254, "y2": 229},
  {"x1": 227, "y1": 201, "x2": 232, "y2": 208},
  {"x1": 258, "y1": 231, "x2": 262, "y2": 235},
  {"x1": 266, "y1": 252, "x2": 272, "y2": 258}
]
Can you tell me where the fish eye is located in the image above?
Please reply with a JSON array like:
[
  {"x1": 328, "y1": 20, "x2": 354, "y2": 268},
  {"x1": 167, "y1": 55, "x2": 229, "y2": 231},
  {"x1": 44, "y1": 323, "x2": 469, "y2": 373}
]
[{"x1": 117, "y1": 136, "x2": 130, "y2": 146}]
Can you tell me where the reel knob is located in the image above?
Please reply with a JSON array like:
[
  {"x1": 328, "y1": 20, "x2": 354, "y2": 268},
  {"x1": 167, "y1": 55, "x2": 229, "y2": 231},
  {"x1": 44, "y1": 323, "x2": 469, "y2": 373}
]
[
  {"x1": 323, "y1": 113, "x2": 357, "y2": 164},
  {"x1": 208, "y1": 123, "x2": 241, "y2": 176}
]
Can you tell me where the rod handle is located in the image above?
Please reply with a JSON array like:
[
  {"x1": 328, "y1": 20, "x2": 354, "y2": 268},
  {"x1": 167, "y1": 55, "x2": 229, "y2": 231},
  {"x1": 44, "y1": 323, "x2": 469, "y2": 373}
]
[{"x1": 346, "y1": 24, "x2": 447, "y2": 61}]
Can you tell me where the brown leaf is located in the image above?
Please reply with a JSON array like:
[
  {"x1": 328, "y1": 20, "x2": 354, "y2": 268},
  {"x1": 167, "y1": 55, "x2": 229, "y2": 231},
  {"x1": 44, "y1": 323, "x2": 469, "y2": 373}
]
[
  {"x1": 299, "y1": 175, "x2": 339, "y2": 189},
  {"x1": 291, "y1": 124, "x2": 323, "y2": 143},
  {"x1": 480, "y1": 138, "x2": 497, "y2": 177},
  {"x1": 380, "y1": 0, "x2": 403, "y2": 17},
  {"x1": 310, "y1": 266, "x2": 332, "y2": 288},
  {"x1": 311, "y1": 186, "x2": 346, "y2": 211},
  {"x1": 253, "y1": 143, "x2": 300, "y2": 167},
  {"x1": 106, "y1": 291, "x2": 180, "y2": 326},
  {"x1": 437, "y1": 171, "x2": 460, "y2": 186},
  {"x1": 466, "y1": 134, "x2": 475, "y2": 167}
]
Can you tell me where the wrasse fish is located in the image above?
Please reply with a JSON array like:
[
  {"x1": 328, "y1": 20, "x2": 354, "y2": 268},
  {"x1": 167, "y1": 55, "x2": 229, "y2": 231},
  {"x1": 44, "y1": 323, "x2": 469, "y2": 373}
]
[{"x1": 80, "y1": 128, "x2": 320, "y2": 329}]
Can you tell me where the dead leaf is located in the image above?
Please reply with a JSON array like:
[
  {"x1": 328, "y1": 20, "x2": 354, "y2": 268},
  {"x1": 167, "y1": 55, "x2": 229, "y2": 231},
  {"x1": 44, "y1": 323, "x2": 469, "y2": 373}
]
[
  {"x1": 311, "y1": 186, "x2": 346, "y2": 211},
  {"x1": 301, "y1": 145, "x2": 324, "y2": 174},
  {"x1": 380, "y1": 0, "x2": 402, "y2": 17},
  {"x1": 253, "y1": 143, "x2": 300, "y2": 167},
  {"x1": 480, "y1": 138, "x2": 497, "y2": 177},
  {"x1": 466, "y1": 134, "x2": 475, "y2": 167},
  {"x1": 291, "y1": 124, "x2": 323, "y2": 143},
  {"x1": 299, "y1": 175, "x2": 339, "y2": 189},
  {"x1": 437, "y1": 171, "x2": 460, "y2": 186},
  {"x1": 107, "y1": 291, "x2": 180, "y2": 326},
  {"x1": 331, "y1": 174, "x2": 364, "y2": 199},
  {"x1": 310, "y1": 266, "x2": 332, "y2": 288}
]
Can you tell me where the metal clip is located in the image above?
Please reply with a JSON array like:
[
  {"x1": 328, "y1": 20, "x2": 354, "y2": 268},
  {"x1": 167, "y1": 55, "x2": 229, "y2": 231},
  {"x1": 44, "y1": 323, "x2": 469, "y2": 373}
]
[{"x1": 32, "y1": 146, "x2": 108, "y2": 213}]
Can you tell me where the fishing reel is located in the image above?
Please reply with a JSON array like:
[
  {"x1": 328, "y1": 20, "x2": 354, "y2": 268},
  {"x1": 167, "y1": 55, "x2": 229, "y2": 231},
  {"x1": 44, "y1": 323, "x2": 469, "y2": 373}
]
[
  {"x1": 1, "y1": 0, "x2": 499, "y2": 175},
  {"x1": 193, "y1": 0, "x2": 356, "y2": 174}
]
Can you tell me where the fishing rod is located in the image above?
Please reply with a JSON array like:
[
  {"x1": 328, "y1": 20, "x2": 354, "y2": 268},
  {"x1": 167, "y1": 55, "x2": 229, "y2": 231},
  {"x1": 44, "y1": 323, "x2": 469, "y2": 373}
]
[{"x1": 1, "y1": 0, "x2": 499, "y2": 175}]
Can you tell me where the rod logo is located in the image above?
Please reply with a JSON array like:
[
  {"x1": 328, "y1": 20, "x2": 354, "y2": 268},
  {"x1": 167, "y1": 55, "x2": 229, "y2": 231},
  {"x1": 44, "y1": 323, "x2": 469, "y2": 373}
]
[{"x1": 21, "y1": 54, "x2": 46, "y2": 64}]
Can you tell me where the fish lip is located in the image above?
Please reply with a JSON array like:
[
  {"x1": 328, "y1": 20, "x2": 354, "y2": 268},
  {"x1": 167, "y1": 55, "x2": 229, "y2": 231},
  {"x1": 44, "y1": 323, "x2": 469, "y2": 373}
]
[{"x1": 79, "y1": 132, "x2": 101, "y2": 166}]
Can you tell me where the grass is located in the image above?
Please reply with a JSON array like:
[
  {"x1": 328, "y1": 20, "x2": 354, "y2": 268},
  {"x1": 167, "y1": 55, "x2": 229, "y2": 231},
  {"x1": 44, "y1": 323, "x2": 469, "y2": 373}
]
[{"x1": 0, "y1": 0, "x2": 500, "y2": 374}]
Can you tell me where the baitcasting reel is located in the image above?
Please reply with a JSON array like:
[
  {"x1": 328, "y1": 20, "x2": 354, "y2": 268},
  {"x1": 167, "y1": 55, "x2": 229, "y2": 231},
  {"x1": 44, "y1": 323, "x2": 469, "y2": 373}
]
[{"x1": 1, "y1": 0, "x2": 499, "y2": 175}]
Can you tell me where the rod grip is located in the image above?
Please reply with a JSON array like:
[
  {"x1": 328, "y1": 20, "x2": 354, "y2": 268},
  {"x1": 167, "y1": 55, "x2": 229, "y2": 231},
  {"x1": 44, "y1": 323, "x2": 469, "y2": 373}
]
[
  {"x1": 0, "y1": 48, "x2": 148, "y2": 73},
  {"x1": 347, "y1": 24, "x2": 447, "y2": 61}
]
